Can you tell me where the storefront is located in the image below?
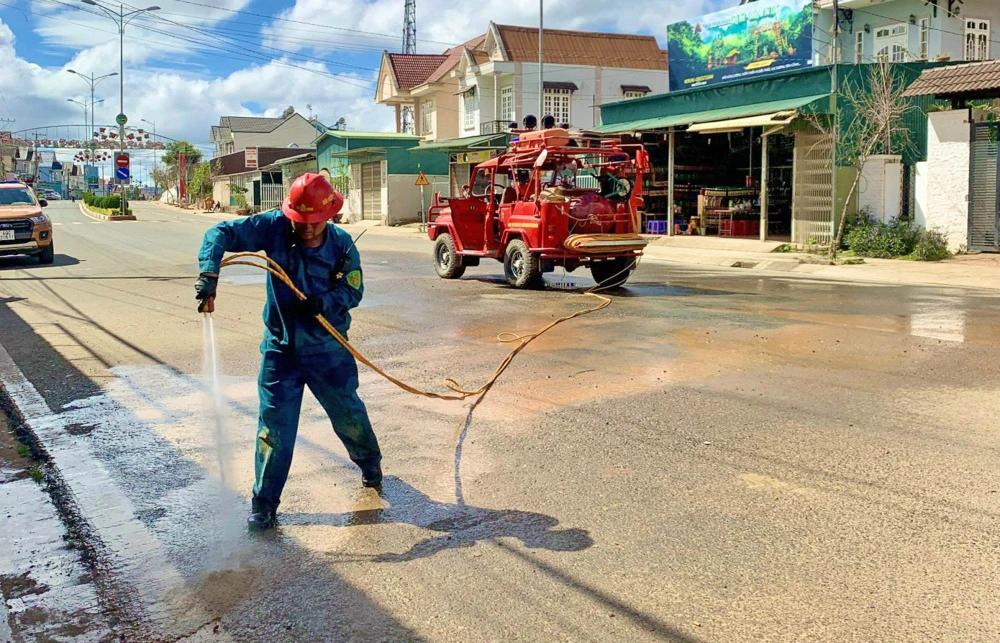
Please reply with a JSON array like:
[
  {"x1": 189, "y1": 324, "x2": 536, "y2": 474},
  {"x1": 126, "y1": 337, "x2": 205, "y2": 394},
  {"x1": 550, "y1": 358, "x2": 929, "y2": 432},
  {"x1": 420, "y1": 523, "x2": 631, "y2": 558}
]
[
  {"x1": 596, "y1": 67, "x2": 838, "y2": 244},
  {"x1": 409, "y1": 133, "x2": 511, "y2": 197},
  {"x1": 597, "y1": 61, "x2": 938, "y2": 246},
  {"x1": 314, "y1": 129, "x2": 449, "y2": 224}
]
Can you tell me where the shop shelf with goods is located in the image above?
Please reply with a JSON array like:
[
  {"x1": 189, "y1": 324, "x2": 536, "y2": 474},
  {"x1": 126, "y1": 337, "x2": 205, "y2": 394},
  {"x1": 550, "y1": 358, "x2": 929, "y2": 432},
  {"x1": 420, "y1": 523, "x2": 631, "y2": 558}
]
[{"x1": 698, "y1": 188, "x2": 760, "y2": 236}]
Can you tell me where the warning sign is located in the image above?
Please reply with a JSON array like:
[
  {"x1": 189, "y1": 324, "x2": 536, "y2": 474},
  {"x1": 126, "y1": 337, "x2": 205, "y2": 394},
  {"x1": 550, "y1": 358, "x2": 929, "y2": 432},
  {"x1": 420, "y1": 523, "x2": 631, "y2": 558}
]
[{"x1": 414, "y1": 171, "x2": 430, "y2": 186}]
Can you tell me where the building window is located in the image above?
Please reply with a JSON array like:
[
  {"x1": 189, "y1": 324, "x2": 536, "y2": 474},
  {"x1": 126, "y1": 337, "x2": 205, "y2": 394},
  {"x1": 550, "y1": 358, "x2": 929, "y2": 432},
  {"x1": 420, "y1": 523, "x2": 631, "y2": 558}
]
[
  {"x1": 543, "y1": 88, "x2": 572, "y2": 125},
  {"x1": 965, "y1": 19, "x2": 991, "y2": 61},
  {"x1": 420, "y1": 99, "x2": 433, "y2": 135},
  {"x1": 500, "y1": 86, "x2": 514, "y2": 122},
  {"x1": 875, "y1": 24, "x2": 908, "y2": 62},
  {"x1": 463, "y1": 88, "x2": 477, "y2": 130},
  {"x1": 623, "y1": 91, "x2": 646, "y2": 100},
  {"x1": 855, "y1": 31, "x2": 864, "y2": 62},
  {"x1": 919, "y1": 18, "x2": 929, "y2": 60}
]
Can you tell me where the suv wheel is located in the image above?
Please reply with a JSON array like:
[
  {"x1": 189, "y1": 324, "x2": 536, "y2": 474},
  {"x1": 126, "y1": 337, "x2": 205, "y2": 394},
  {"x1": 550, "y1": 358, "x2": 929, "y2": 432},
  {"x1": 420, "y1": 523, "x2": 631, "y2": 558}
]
[
  {"x1": 37, "y1": 242, "x2": 54, "y2": 265},
  {"x1": 503, "y1": 239, "x2": 542, "y2": 288},
  {"x1": 433, "y1": 233, "x2": 465, "y2": 279}
]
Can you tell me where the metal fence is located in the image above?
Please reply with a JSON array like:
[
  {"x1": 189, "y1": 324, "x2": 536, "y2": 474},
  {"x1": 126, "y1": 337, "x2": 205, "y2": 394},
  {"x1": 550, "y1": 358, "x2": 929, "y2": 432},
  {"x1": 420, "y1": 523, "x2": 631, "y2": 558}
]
[
  {"x1": 792, "y1": 131, "x2": 835, "y2": 246},
  {"x1": 260, "y1": 182, "x2": 284, "y2": 213},
  {"x1": 969, "y1": 121, "x2": 998, "y2": 252}
]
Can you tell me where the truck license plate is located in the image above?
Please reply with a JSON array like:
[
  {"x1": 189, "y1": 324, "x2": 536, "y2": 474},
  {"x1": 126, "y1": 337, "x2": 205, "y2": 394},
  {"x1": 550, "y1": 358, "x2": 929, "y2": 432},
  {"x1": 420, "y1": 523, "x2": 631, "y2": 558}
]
[{"x1": 0, "y1": 230, "x2": 14, "y2": 241}]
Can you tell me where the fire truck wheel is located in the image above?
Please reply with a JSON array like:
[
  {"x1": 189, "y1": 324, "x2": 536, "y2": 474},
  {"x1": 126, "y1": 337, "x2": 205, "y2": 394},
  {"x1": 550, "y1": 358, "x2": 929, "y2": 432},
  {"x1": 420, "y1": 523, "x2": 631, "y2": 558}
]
[
  {"x1": 590, "y1": 256, "x2": 635, "y2": 289},
  {"x1": 433, "y1": 233, "x2": 466, "y2": 279},
  {"x1": 503, "y1": 239, "x2": 542, "y2": 289}
]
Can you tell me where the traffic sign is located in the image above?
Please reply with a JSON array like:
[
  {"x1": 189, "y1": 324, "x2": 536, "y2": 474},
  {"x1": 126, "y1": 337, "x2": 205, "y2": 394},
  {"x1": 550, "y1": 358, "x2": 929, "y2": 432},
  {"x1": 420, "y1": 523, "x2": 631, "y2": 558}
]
[
  {"x1": 116, "y1": 113, "x2": 128, "y2": 126},
  {"x1": 414, "y1": 171, "x2": 430, "y2": 186},
  {"x1": 115, "y1": 153, "x2": 130, "y2": 169},
  {"x1": 115, "y1": 167, "x2": 130, "y2": 182}
]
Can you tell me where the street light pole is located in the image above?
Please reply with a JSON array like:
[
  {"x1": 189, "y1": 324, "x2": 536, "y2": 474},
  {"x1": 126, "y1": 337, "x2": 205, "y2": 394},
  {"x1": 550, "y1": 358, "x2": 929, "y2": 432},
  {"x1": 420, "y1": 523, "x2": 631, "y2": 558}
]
[
  {"x1": 67, "y1": 70, "x2": 117, "y2": 164},
  {"x1": 80, "y1": 1, "x2": 160, "y2": 215}
]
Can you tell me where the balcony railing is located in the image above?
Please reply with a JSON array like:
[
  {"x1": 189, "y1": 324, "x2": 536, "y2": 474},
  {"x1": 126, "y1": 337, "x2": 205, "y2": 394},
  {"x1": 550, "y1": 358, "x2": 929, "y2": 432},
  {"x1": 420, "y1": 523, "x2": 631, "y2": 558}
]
[{"x1": 480, "y1": 120, "x2": 516, "y2": 135}]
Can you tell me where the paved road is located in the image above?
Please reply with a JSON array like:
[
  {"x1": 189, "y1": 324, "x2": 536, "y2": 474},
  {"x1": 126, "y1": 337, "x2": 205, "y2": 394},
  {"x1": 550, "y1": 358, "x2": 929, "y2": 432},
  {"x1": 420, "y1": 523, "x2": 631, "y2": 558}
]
[{"x1": 1, "y1": 200, "x2": 999, "y2": 642}]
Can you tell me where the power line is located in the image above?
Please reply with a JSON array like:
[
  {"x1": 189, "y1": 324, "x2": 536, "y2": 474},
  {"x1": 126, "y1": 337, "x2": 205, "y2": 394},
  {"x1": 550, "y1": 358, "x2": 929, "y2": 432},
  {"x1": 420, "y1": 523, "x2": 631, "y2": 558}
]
[{"x1": 169, "y1": 0, "x2": 461, "y2": 48}]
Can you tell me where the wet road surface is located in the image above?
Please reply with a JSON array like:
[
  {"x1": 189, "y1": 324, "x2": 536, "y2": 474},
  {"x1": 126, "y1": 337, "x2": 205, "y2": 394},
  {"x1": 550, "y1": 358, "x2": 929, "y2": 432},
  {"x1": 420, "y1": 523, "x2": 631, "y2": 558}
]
[{"x1": 0, "y1": 201, "x2": 998, "y2": 641}]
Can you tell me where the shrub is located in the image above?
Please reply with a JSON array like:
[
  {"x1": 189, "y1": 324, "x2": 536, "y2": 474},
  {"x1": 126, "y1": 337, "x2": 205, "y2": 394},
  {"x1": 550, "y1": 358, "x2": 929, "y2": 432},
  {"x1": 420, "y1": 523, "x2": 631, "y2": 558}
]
[
  {"x1": 844, "y1": 216, "x2": 920, "y2": 258},
  {"x1": 912, "y1": 229, "x2": 951, "y2": 261}
]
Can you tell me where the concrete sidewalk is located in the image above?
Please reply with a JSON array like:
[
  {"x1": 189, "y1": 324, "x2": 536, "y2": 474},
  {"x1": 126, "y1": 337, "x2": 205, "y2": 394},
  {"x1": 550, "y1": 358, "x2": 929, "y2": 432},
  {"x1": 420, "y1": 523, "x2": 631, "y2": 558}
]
[{"x1": 142, "y1": 206, "x2": 1000, "y2": 291}]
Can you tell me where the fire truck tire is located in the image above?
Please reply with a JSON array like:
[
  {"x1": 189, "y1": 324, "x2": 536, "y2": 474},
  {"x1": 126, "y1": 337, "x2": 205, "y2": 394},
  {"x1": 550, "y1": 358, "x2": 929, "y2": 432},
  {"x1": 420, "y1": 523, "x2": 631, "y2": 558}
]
[
  {"x1": 433, "y1": 233, "x2": 466, "y2": 279},
  {"x1": 590, "y1": 256, "x2": 634, "y2": 289},
  {"x1": 503, "y1": 239, "x2": 542, "y2": 289}
]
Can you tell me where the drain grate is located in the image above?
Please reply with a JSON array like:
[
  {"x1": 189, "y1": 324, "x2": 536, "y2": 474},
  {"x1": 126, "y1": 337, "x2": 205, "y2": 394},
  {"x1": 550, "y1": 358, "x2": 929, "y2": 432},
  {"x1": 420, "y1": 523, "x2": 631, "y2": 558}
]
[{"x1": 731, "y1": 261, "x2": 759, "y2": 269}]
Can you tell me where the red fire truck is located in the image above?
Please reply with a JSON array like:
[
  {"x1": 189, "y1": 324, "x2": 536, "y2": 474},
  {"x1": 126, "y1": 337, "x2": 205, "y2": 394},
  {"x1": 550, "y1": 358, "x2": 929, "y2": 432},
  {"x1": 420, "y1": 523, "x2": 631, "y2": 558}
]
[{"x1": 427, "y1": 128, "x2": 649, "y2": 288}]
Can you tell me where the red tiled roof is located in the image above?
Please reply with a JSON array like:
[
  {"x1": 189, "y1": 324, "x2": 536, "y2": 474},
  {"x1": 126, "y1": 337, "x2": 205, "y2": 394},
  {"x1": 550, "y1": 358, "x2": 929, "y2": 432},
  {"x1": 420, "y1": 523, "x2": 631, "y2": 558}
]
[
  {"x1": 425, "y1": 35, "x2": 487, "y2": 84},
  {"x1": 387, "y1": 53, "x2": 449, "y2": 90},
  {"x1": 495, "y1": 24, "x2": 668, "y2": 71}
]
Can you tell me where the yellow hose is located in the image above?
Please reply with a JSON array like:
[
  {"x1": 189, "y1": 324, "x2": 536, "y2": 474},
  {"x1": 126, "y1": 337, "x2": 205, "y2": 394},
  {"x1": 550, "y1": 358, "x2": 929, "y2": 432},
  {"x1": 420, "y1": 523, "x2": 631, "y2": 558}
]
[{"x1": 218, "y1": 252, "x2": 613, "y2": 401}]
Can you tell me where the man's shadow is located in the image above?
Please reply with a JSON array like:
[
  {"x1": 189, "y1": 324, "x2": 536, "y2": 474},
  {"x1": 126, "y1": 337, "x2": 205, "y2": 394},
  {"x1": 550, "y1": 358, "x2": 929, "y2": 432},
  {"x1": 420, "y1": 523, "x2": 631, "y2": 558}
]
[{"x1": 281, "y1": 476, "x2": 593, "y2": 562}]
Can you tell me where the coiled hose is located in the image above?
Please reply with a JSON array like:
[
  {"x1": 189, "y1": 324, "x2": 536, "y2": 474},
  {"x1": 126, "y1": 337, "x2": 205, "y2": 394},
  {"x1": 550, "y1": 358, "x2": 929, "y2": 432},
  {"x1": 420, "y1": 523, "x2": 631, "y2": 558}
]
[{"x1": 218, "y1": 252, "x2": 630, "y2": 401}]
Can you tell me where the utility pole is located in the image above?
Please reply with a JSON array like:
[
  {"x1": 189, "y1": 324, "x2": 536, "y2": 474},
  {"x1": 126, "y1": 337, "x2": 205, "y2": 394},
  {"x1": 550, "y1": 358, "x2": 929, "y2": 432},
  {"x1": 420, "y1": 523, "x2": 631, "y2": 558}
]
[
  {"x1": 538, "y1": 0, "x2": 544, "y2": 123},
  {"x1": 401, "y1": 0, "x2": 417, "y2": 134}
]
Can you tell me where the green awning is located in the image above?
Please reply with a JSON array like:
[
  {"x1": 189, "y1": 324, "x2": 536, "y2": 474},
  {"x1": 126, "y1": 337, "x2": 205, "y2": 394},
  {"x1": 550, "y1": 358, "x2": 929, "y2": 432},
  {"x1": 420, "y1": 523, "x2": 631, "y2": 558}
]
[
  {"x1": 327, "y1": 146, "x2": 387, "y2": 158},
  {"x1": 409, "y1": 133, "x2": 509, "y2": 153},
  {"x1": 593, "y1": 93, "x2": 832, "y2": 134}
]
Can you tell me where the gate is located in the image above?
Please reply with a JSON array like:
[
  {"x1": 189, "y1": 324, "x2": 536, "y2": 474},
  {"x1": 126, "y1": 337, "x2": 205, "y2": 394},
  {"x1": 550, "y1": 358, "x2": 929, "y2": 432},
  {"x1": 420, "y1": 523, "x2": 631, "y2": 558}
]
[
  {"x1": 792, "y1": 131, "x2": 835, "y2": 246},
  {"x1": 361, "y1": 162, "x2": 381, "y2": 220},
  {"x1": 969, "y1": 121, "x2": 999, "y2": 252}
]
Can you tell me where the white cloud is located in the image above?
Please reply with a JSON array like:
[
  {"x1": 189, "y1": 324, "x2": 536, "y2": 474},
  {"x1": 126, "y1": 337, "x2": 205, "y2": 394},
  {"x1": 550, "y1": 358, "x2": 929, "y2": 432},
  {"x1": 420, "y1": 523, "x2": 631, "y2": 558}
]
[
  {"x1": 0, "y1": 14, "x2": 390, "y2": 159},
  {"x1": 262, "y1": 0, "x2": 725, "y2": 53}
]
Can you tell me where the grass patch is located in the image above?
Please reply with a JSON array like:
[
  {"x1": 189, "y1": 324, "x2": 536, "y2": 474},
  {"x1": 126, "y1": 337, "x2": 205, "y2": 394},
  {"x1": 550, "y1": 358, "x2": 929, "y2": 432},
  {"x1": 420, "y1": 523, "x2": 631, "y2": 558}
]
[
  {"x1": 88, "y1": 206, "x2": 133, "y2": 217},
  {"x1": 27, "y1": 466, "x2": 43, "y2": 483}
]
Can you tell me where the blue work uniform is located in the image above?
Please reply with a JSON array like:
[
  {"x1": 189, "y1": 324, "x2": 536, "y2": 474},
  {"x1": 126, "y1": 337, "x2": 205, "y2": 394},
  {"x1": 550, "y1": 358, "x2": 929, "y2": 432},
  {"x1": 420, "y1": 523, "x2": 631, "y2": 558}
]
[{"x1": 198, "y1": 210, "x2": 381, "y2": 512}]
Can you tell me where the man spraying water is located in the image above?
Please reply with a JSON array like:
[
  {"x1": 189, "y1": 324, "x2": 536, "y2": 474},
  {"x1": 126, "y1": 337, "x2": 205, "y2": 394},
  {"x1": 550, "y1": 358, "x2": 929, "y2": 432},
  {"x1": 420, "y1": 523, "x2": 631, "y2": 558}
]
[{"x1": 194, "y1": 173, "x2": 382, "y2": 532}]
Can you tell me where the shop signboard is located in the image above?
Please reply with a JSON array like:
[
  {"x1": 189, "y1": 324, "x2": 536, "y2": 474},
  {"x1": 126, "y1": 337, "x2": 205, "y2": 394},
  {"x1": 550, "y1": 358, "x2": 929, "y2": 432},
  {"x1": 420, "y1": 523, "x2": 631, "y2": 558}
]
[{"x1": 666, "y1": 0, "x2": 813, "y2": 91}]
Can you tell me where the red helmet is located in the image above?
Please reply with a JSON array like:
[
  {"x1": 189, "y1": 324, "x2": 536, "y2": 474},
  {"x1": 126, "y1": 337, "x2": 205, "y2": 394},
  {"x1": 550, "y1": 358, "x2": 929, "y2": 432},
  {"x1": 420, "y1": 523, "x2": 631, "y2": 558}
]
[{"x1": 282, "y1": 173, "x2": 344, "y2": 224}]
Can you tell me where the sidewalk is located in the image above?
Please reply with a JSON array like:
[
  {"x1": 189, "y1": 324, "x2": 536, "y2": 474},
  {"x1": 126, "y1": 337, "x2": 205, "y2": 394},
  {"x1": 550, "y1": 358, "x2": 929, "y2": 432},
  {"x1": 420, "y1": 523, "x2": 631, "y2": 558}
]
[{"x1": 641, "y1": 236, "x2": 1000, "y2": 290}]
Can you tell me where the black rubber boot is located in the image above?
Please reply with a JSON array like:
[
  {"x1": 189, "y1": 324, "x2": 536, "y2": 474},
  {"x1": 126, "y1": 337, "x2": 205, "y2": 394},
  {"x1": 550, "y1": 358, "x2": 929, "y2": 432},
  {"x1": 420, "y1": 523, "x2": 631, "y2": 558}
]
[
  {"x1": 361, "y1": 463, "x2": 383, "y2": 488},
  {"x1": 247, "y1": 508, "x2": 278, "y2": 532}
]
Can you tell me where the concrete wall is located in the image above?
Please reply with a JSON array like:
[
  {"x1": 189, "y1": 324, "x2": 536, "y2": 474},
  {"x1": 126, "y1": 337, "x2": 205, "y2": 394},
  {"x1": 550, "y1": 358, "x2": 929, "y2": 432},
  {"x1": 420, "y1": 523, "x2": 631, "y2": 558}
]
[
  {"x1": 858, "y1": 155, "x2": 903, "y2": 221},
  {"x1": 914, "y1": 160, "x2": 928, "y2": 228},
  {"x1": 924, "y1": 109, "x2": 971, "y2": 251},
  {"x1": 387, "y1": 174, "x2": 447, "y2": 225}
]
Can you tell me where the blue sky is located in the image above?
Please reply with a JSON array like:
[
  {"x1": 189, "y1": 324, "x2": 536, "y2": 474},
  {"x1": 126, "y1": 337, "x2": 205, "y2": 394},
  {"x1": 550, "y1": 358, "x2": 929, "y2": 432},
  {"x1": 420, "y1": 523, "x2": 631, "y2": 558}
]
[{"x1": 0, "y1": 0, "x2": 721, "y2": 162}]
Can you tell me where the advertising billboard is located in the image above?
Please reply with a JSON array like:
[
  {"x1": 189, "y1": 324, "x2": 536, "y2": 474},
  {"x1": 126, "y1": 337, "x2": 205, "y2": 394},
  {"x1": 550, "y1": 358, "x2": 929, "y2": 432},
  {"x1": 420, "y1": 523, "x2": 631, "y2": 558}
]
[{"x1": 667, "y1": 0, "x2": 813, "y2": 91}]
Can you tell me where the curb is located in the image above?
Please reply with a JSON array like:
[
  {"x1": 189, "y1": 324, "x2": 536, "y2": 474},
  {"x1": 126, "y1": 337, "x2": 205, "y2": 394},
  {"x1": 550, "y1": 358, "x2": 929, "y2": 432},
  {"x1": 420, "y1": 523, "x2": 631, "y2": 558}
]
[
  {"x1": 0, "y1": 343, "x2": 235, "y2": 640},
  {"x1": 78, "y1": 202, "x2": 137, "y2": 222}
]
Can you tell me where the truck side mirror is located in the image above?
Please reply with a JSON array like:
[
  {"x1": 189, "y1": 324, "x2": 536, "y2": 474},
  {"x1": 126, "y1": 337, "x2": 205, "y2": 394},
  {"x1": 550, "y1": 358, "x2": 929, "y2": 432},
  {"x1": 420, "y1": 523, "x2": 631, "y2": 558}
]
[{"x1": 39, "y1": 199, "x2": 48, "y2": 208}]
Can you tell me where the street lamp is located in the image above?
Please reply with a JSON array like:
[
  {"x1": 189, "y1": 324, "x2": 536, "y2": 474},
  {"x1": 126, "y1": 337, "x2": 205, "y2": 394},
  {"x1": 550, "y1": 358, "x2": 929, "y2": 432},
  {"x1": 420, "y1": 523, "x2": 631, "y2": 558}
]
[
  {"x1": 80, "y1": 1, "x2": 160, "y2": 214},
  {"x1": 67, "y1": 69, "x2": 117, "y2": 163}
]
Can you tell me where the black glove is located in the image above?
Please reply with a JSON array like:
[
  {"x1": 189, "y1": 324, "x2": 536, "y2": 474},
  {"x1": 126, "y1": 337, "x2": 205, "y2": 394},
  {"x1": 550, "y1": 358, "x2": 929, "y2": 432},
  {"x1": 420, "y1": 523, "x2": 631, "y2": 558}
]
[
  {"x1": 293, "y1": 296, "x2": 325, "y2": 318},
  {"x1": 194, "y1": 274, "x2": 218, "y2": 312}
]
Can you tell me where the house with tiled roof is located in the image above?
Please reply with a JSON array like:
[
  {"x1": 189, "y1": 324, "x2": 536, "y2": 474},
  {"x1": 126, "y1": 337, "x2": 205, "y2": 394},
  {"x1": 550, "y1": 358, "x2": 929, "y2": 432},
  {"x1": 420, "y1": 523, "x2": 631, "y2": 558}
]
[
  {"x1": 209, "y1": 111, "x2": 325, "y2": 157},
  {"x1": 377, "y1": 21, "x2": 668, "y2": 196}
]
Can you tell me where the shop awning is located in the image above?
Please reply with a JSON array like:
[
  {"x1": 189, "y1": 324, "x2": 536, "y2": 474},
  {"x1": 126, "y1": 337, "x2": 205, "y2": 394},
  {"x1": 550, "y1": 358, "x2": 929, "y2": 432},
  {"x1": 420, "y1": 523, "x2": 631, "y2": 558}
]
[
  {"x1": 409, "y1": 133, "x2": 508, "y2": 153},
  {"x1": 593, "y1": 93, "x2": 831, "y2": 134},
  {"x1": 687, "y1": 110, "x2": 798, "y2": 134}
]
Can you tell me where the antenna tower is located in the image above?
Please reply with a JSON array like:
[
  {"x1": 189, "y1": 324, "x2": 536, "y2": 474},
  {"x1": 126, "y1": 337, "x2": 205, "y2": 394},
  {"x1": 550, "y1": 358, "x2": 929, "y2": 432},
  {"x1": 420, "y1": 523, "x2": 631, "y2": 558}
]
[{"x1": 400, "y1": 0, "x2": 417, "y2": 133}]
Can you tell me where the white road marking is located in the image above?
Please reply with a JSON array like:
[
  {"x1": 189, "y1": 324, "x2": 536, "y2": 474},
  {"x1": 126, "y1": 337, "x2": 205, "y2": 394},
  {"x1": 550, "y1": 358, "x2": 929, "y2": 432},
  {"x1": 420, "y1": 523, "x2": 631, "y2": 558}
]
[
  {"x1": 53, "y1": 222, "x2": 63, "y2": 226},
  {"x1": 72, "y1": 222, "x2": 83, "y2": 225}
]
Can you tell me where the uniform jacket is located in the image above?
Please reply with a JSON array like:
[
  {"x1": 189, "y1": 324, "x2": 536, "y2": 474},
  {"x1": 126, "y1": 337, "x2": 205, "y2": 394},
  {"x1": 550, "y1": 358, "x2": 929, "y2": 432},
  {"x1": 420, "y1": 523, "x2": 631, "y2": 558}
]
[{"x1": 198, "y1": 210, "x2": 363, "y2": 355}]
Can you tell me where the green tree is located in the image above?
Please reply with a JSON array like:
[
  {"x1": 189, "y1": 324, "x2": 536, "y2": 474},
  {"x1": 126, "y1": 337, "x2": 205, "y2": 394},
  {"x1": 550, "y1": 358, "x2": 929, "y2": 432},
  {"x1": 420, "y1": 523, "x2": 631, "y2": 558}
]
[
  {"x1": 161, "y1": 141, "x2": 203, "y2": 182},
  {"x1": 188, "y1": 161, "x2": 215, "y2": 200}
]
